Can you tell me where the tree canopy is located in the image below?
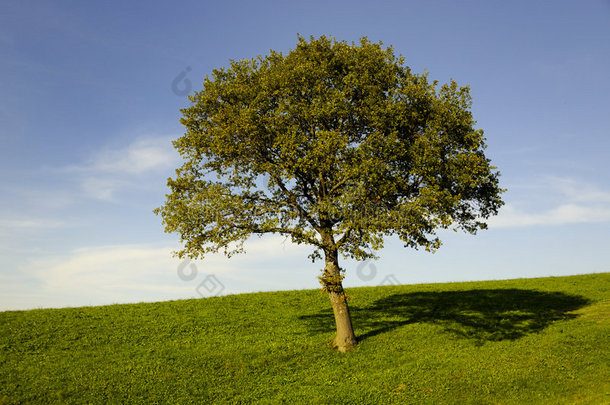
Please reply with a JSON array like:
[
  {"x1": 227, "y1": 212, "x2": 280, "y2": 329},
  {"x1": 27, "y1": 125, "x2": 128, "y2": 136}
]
[{"x1": 155, "y1": 35, "x2": 504, "y2": 351}]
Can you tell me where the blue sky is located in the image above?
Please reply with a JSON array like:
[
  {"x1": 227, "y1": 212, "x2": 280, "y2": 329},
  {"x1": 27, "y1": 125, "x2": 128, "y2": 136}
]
[{"x1": 1, "y1": 0, "x2": 609, "y2": 310}]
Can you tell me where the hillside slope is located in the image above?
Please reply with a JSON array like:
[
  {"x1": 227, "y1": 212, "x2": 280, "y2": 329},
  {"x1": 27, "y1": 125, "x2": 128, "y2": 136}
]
[{"x1": 1, "y1": 273, "x2": 609, "y2": 404}]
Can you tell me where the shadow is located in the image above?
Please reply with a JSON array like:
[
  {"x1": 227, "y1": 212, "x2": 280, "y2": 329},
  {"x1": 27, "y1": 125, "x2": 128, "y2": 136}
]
[{"x1": 300, "y1": 289, "x2": 590, "y2": 344}]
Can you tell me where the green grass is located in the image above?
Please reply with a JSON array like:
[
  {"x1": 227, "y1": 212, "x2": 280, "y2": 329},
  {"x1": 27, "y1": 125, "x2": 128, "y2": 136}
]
[{"x1": 1, "y1": 273, "x2": 609, "y2": 404}]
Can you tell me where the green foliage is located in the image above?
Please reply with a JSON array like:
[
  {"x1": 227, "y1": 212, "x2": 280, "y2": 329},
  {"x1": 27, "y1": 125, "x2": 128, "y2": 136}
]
[
  {"x1": 155, "y1": 35, "x2": 503, "y2": 262},
  {"x1": 1, "y1": 273, "x2": 608, "y2": 404}
]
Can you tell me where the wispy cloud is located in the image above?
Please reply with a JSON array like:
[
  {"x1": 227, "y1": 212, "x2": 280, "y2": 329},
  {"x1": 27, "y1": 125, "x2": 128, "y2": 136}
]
[
  {"x1": 488, "y1": 177, "x2": 610, "y2": 228},
  {"x1": 0, "y1": 218, "x2": 67, "y2": 230},
  {"x1": 488, "y1": 203, "x2": 610, "y2": 228},
  {"x1": 83, "y1": 137, "x2": 179, "y2": 176},
  {"x1": 79, "y1": 177, "x2": 129, "y2": 201},
  {"x1": 61, "y1": 135, "x2": 179, "y2": 201},
  {"x1": 5, "y1": 244, "x2": 218, "y2": 310},
  {"x1": 3, "y1": 236, "x2": 314, "y2": 311},
  {"x1": 550, "y1": 177, "x2": 610, "y2": 204}
]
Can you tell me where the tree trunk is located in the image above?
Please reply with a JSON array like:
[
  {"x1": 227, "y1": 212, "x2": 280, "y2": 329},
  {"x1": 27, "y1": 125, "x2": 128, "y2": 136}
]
[{"x1": 321, "y1": 250, "x2": 357, "y2": 352}]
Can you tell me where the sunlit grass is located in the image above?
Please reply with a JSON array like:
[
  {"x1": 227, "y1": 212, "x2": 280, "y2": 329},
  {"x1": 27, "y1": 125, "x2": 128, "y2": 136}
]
[{"x1": 1, "y1": 273, "x2": 608, "y2": 404}]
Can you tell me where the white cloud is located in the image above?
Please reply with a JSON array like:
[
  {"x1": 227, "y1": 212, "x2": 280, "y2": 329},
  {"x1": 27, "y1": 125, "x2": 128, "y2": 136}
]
[
  {"x1": 3, "y1": 244, "x2": 217, "y2": 310},
  {"x1": 60, "y1": 135, "x2": 179, "y2": 201},
  {"x1": 488, "y1": 177, "x2": 610, "y2": 228},
  {"x1": 3, "y1": 236, "x2": 314, "y2": 311},
  {"x1": 0, "y1": 218, "x2": 66, "y2": 230},
  {"x1": 86, "y1": 137, "x2": 178, "y2": 176},
  {"x1": 488, "y1": 203, "x2": 610, "y2": 228},
  {"x1": 80, "y1": 177, "x2": 128, "y2": 201},
  {"x1": 550, "y1": 177, "x2": 610, "y2": 204}
]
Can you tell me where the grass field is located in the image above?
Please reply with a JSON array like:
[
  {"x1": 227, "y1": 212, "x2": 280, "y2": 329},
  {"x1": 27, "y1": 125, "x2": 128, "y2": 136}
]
[{"x1": 1, "y1": 273, "x2": 609, "y2": 404}]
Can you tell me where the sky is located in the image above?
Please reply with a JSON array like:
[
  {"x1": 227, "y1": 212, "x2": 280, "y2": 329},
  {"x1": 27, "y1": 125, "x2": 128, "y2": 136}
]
[{"x1": 1, "y1": 0, "x2": 609, "y2": 311}]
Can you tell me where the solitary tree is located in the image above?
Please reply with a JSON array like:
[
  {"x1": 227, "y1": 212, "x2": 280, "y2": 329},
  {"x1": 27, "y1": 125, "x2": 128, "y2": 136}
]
[{"x1": 155, "y1": 36, "x2": 503, "y2": 352}]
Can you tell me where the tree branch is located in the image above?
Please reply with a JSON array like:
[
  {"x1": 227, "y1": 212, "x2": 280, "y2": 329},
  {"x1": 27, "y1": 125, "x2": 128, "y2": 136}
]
[
  {"x1": 270, "y1": 173, "x2": 320, "y2": 232},
  {"x1": 336, "y1": 228, "x2": 352, "y2": 248},
  {"x1": 327, "y1": 174, "x2": 350, "y2": 196},
  {"x1": 239, "y1": 225, "x2": 321, "y2": 247}
]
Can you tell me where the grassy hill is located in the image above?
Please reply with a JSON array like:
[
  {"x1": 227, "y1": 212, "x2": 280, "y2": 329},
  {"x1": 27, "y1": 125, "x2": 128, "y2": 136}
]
[{"x1": 1, "y1": 273, "x2": 609, "y2": 404}]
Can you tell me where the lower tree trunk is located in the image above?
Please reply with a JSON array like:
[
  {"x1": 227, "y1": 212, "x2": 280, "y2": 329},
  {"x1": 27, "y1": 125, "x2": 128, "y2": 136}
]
[
  {"x1": 320, "y1": 251, "x2": 357, "y2": 352},
  {"x1": 328, "y1": 289, "x2": 357, "y2": 352}
]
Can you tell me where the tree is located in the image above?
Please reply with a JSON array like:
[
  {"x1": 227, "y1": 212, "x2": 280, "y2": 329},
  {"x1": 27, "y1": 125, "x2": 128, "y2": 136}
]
[{"x1": 155, "y1": 35, "x2": 504, "y2": 352}]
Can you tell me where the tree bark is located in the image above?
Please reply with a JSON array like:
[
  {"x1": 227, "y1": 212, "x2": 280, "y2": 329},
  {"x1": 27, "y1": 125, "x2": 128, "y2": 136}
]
[{"x1": 321, "y1": 249, "x2": 357, "y2": 352}]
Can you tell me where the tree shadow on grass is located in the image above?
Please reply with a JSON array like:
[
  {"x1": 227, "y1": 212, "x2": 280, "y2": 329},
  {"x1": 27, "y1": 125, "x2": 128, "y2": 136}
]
[{"x1": 299, "y1": 289, "x2": 590, "y2": 344}]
